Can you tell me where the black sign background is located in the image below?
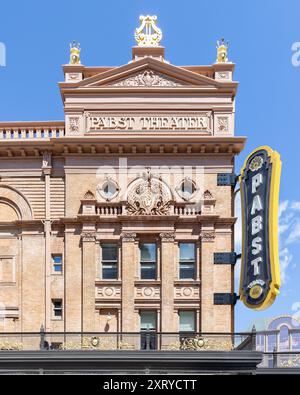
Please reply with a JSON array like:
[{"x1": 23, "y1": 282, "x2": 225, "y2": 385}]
[{"x1": 240, "y1": 149, "x2": 272, "y2": 307}]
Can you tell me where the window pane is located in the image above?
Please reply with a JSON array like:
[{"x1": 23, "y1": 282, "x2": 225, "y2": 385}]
[
  {"x1": 102, "y1": 244, "x2": 118, "y2": 261},
  {"x1": 180, "y1": 311, "x2": 195, "y2": 332},
  {"x1": 54, "y1": 264, "x2": 62, "y2": 273},
  {"x1": 180, "y1": 243, "x2": 195, "y2": 261},
  {"x1": 140, "y1": 311, "x2": 156, "y2": 330},
  {"x1": 54, "y1": 309, "x2": 62, "y2": 317},
  {"x1": 54, "y1": 301, "x2": 62, "y2": 309},
  {"x1": 102, "y1": 264, "x2": 118, "y2": 280},
  {"x1": 52, "y1": 255, "x2": 62, "y2": 264},
  {"x1": 141, "y1": 243, "x2": 156, "y2": 262},
  {"x1": 141, "y1": 263, "x2": 156, "y2": 280},
  {"x1": 180, "y1": 264, "x2": 195, "y2": 279}
]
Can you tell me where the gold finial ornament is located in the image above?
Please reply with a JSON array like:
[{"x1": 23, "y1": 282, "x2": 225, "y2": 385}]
[
  {"x1": 69, "y1": 41, "x2": 81, "y2": 65},
  {"x1": 216, "y1": 38, "x2": 229, "y2": 63},
  {"x1": 135, "y1": 15, "x2": 163, "y2": 47}
]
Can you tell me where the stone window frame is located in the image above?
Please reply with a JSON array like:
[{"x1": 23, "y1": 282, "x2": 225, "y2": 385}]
[
  {"x1": 51, "y1": 253, "x2": 63, "y2": 275},
  {"x1": 175, "y1": 241, "x2": 200, "y2": 281},
  {"x1": 51, "y1": 299, "x2": 63, "y2": 321},
  {"x1": 139, "y1": 241, "x2": 158, "y2": 281},
  {"x1": 178, "y1": 242, "x2": 196, "y2": 280},
  {"x1": 99, "y1": 241, "x2": 120, "y2": 281}
]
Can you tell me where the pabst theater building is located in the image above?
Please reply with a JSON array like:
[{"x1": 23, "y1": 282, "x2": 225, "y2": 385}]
[{"x1": 0, "y1": 16, "x2": 246, "y2": 340}]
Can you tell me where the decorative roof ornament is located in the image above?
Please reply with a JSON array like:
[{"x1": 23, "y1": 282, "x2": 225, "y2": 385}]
[
  {"x1": 69, "y1": 41, "x2": 81, "y2": 65},
  {"x1": 216, "y1": 38, "x2": 229, "y2": 63},
  {"x1": 135, "y1": 15, "x2": 163, "y2": 47}
]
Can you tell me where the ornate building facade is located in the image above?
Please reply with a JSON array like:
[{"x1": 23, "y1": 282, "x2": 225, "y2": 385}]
[{"x1": 0, "y1": 17, "x2": 245, "y2": 337}]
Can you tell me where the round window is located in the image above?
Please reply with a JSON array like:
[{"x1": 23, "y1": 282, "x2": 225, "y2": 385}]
[
  {"x1": 99, "y1": 180, "x2": 119, "y2": 201},
  {"x1": 177, "y1": 179, "x2": 196, "y2": 200}
]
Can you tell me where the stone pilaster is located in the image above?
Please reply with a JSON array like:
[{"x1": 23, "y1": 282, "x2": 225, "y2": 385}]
[
  {"x1": 65, "y1": 225, "x2": 82, "y2": 332},
  {"x1": 121, "y1": 232, "x2": 137, "y2": 332},
  {"x1": 42, "y1": 161, "x2": 52, "y2": 332},
  {"x1": 81, "y1": 230, "x2": 96, "y2": 332},
  {"x1": 200, "y1": 228, "x2": 216, "y2": 332},
  {"x1": 160, "y1": 232, "x2": 175, "y2": 332}
]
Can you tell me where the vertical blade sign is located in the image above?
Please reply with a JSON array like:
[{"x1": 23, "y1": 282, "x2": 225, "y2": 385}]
[{"x1": 239, "y1": 146, "x2": 281, "y2": 310}]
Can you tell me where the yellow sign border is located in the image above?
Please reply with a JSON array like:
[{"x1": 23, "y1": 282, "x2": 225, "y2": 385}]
[{"x1": 239, "y1": 146, "x2": 282, "y2": 310}]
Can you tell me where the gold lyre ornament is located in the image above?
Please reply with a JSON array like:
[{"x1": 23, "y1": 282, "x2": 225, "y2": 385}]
[
  {"x1": 69, "y1": 41, "x2": 81, "y2": 65},
  {"x1": 216, "y1": 38, "x2": 229, "y2": 63},
  {"x1": 135, "y1": 15, "x2": 163, "y2": 47}
]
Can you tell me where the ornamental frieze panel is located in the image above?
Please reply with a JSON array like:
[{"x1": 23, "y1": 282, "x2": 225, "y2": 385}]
[
  {"x1": 96, "y1": 285, "x2": 121, "y2": 299},
  {"x1": 135, "y1": 286, "x2": 161, "y2": 299},
  {"x1": 174, "y1": 286, "x2": 200, "y2": 300}
]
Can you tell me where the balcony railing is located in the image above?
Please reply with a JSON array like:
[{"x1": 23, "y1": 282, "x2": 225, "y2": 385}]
[
  {"x1": 95, "y1": 203, "x2": 201, "y2": 217},
  {"x1": 0, "y1": 330, "x2": 253, "y2": 352}
]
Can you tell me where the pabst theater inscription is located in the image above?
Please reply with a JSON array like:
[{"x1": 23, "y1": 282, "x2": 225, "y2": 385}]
[{"x1": 86, "y1": 113, "x2": 212, "y2": 132}]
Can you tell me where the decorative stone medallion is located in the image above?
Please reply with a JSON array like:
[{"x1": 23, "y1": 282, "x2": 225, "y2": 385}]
[{"x1": 126, "y1": 174, "x2": 172, "y2": 215}]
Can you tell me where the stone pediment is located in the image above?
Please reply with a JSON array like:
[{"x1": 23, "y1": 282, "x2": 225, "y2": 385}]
[
  {"x1": 71, "y1": 57, "x2": 224, "y2": 89},
  {"x1": 109, "y1": 69, "x2": 184, "y2": 87}
]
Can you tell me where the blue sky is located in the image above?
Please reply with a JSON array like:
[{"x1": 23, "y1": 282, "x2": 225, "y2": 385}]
[{"x1": 1, "y1": 0, "x2": 300, "y2": 331}]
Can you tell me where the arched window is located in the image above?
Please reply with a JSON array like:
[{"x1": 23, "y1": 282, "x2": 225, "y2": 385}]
[{"x1": 279, "y1": 325, "x2": 290, "y2": 351}]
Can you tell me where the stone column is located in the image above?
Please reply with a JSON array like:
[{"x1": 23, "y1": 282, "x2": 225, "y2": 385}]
[
  {"x1": 81, "y1": 230, "x2": 96, "y2": 333},
  {"x1": 200, "y1": 229, "x2": 216, "y2": 333},
  {"x1": 121, "y1": 232, "x2": 137, "y2": 332},
  {"x1": 160, "y1": 232, "x2": 175, "y2": 333}
]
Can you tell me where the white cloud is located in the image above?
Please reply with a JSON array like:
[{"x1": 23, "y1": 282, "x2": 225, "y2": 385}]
[
  {"x1": 291, "y1": 202, "x2": 300, "y2": 211},
  {"x1": 279, "y1": 248, "x2": 293, "y2": 285},
  {"x1": 279, "y1": 200, "x2": 289, "y2": 218},
  {"x1": 234, "y1": 197, "x2": 300, "y2": 287},
  {"x1": 286, "y1": 221, "x2": 300, "y2": 245}
]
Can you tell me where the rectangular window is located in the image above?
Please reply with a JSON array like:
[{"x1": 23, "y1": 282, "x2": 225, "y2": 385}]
[
  {"x1": 52, "y1": 300, "x2": 63, "y2": 319},
  {"x1": 52, "y1": 254, "x2": 63, "y2": 274},
  {"x1": 179, "y1": 311, "x2": 196, "y2": 332},
  {"x1": 102, "y1": 244, "x2": 118, "y2": 280},
  {"x1": 140, "y1": 311, "x2": 157, "y2": 331},
  {"x1": 179, "y1": 243, "x2": 195, "y2": 279},
  {"x1": 140, "y1": 243, "x2": 157, "y2": 280}
]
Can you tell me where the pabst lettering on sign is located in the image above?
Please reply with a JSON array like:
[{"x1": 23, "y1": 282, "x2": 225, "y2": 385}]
[{"x1": 239, "y1": 146, "x2": 282, "y2": 310}]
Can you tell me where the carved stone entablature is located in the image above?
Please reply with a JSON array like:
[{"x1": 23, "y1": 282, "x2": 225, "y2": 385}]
[
  {"x1": 160, "y1": 232, "x2": 175, "y2": 242},
  {"x1": 96, "y1": 285, "x2": 121, "y2": 299},
  {"x1": 81, "y1": 232, "x2": 96, "y2": 242},
  {"x1": 135, "y1": 286, "x2": 160, "y2": 299},
  {"x1": 121, "y1": 232, "x2": 137, "y2": 243},
  {"x1": 126, "y1": 173, "x2": 173, "y2": 216},
  {"x1": 110, "y1": 69, "x2": 183, "y2": 87},
  {"x1": 200, "y1": 231, "x2": 216, "y2": 243},
  {"x1": 175, "y1": 286, "x2": 200, "y2": 299}
]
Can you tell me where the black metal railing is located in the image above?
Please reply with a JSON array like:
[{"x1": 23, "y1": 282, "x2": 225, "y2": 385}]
[
  {"x1": 0, "y1": 328, "x2": 254, "y2": 352},
  {"x1": 259, "y1": 350, "x2": 300, "y2": 368}
]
